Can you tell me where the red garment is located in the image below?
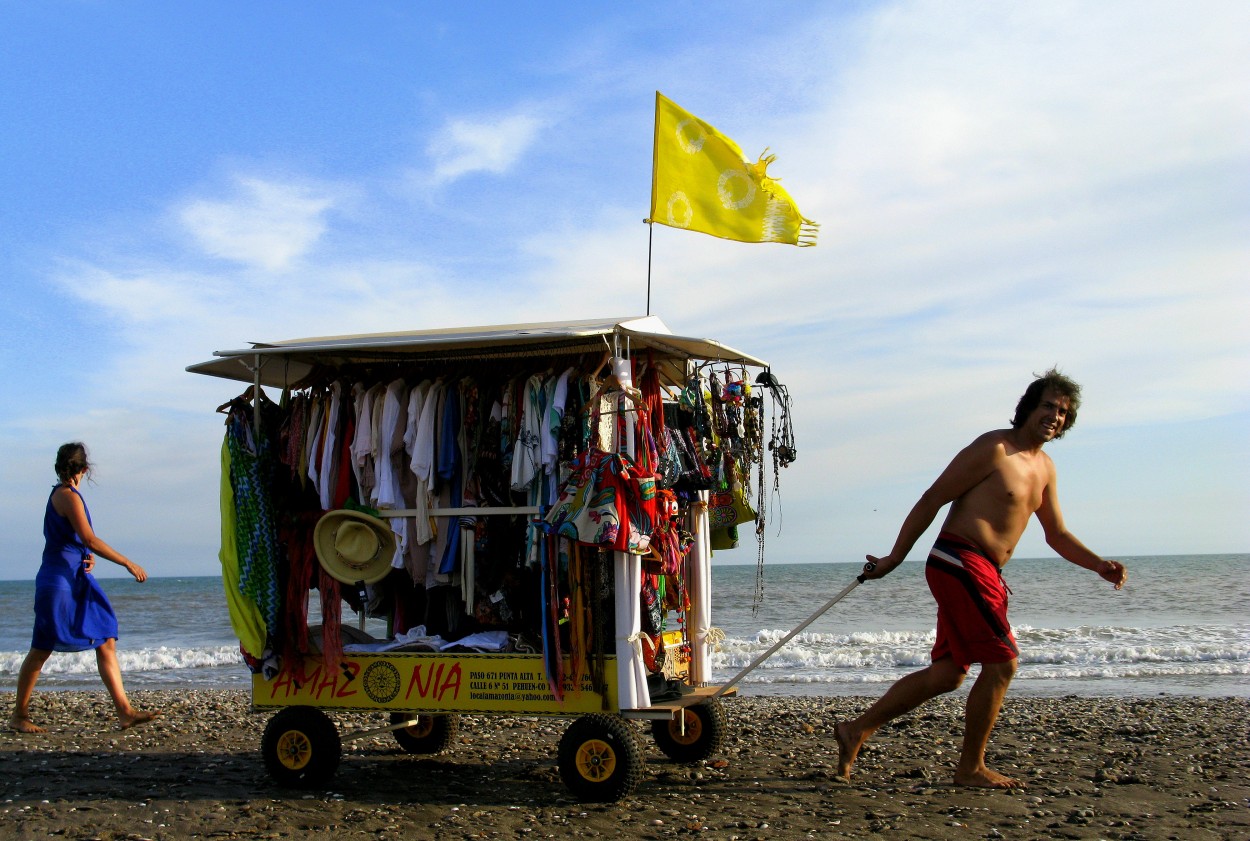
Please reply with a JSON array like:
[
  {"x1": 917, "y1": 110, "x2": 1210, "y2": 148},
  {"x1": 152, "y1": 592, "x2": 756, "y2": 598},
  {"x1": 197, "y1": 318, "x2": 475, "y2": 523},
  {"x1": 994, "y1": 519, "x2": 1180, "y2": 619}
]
[
  {"x1": 317, "y1": 569, "x2": 344, "y2": 674},
  {"x1": 925, "y1": 532, "x2": 1019, "y2": 672},
  {"x1": 639, "y1": 361, "x2": 666, "y2": 438},
  {"x1": 278, "y1": 511, "x2": 322, "y2": 684},
  {"x1": 332, "y1": 413, "x2": 355, "y2": 509}
]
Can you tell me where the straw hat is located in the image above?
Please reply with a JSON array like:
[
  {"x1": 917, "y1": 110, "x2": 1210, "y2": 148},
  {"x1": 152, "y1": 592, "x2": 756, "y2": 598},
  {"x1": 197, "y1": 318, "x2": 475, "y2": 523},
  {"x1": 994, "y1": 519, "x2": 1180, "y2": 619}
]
[{"x1": 313, "y1": 510, "x2": 396, "y2": 585}]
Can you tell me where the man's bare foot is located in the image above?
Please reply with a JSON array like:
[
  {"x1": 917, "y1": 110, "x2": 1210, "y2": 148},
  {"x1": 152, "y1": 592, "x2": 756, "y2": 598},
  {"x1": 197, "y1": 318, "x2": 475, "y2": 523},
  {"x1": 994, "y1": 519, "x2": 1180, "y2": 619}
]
[
  {"x1": 834, "y1": 720, "x2": 864, "y2": 780},
  {"x1": 8, "y1": 715, "x2": 44, "y2": 734},
  {"x1": 953, "y1": 766, "x2": 1024, "y2": 789},
  {"x1": 118, "y1": 710, "x2": 160, "y2": 730}
]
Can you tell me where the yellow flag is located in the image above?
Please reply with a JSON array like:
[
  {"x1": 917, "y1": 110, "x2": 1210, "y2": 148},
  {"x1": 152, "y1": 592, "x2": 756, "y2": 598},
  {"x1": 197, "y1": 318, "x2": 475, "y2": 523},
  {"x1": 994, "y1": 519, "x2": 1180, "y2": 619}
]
[{"x1": 648, "y1": 92, "x2": 817, "y2": 246}]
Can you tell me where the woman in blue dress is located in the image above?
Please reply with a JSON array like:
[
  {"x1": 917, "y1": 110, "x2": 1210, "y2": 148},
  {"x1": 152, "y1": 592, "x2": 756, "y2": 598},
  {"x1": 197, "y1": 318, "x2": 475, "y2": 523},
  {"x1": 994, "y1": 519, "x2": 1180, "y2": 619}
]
[{"x1": 8, "y1": 443, "x2": 159, "y2": 733}]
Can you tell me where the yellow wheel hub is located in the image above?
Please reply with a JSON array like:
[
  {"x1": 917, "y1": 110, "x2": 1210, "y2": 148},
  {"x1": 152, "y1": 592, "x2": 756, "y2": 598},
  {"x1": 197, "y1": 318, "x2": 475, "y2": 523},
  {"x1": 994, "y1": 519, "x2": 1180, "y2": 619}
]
[
  {"x1": 575, "y1": 738, "x2": 617, "y2": 782},
  {"x1": 276, "y1": 729, "x2": 313, "y2": 771},
  {"x1": 668, "y1": 710, "x2": 703, "y2": 745}
]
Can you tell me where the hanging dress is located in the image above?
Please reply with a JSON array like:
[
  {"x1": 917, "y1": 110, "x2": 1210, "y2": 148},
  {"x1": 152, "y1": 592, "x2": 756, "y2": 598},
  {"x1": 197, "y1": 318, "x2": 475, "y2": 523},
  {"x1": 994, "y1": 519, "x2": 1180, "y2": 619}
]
[{"x1": 32, "y1": 485, "x2": 119, "y2": 652}]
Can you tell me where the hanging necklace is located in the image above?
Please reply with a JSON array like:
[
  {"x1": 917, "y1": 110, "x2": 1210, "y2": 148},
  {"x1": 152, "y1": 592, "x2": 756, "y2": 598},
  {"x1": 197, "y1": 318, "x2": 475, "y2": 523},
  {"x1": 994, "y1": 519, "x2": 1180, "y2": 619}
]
[{"x1": 750, "y1": 370, "x2": 798, "y2": 614}]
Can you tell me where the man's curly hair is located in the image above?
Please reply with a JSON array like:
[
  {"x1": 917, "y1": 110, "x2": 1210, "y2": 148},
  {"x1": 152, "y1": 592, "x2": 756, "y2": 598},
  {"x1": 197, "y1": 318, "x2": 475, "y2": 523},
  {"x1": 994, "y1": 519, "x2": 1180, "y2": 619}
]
[{"x1": 1011, "y1": 368, "x2": 1081, "y2": 439}]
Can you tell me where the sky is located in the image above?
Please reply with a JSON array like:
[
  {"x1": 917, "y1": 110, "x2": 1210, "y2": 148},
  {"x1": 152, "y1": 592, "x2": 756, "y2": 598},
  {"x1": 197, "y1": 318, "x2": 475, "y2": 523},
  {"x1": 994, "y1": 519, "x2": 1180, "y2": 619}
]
[{"x1": 1, "y1": 1, "x2": 1247, "y2": 580}]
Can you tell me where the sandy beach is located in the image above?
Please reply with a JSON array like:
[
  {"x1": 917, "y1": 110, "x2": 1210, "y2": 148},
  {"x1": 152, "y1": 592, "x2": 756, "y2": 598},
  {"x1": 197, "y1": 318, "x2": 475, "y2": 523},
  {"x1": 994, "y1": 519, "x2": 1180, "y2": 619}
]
[{"x1": 2, "y1": 690, "x2": 1247, "y2": 840}]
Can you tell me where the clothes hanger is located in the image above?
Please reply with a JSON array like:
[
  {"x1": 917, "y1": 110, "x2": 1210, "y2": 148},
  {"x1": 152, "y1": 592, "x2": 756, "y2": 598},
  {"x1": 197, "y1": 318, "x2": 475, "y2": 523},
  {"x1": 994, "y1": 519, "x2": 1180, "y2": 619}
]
[
  {"x1": 589, "y1": 348, "x2": 611, "y2": 380},
  {"x1": 216, "y1": 384, "x2": 256, "y2": 414},
  {"x1": 584, "y1": 348, "x2": 645, "y2": 412},
  {"x1": 216, "y1": 382, "x2": 281, "y2": 415}
]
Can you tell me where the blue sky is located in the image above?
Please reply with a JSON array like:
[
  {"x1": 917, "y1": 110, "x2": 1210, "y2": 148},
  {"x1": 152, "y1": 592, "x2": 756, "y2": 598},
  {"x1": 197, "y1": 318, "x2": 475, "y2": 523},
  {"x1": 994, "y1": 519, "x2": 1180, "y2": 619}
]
[{"x1": 1, "y1": 1, "x2": 1246, "y2": 579}]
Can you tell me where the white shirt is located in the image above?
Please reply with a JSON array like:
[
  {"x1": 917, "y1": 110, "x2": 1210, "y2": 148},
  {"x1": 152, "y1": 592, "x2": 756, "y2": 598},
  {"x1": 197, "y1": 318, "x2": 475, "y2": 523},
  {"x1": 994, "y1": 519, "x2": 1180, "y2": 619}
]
[{"x1": 374, "y1": 378, "x2": 407, "y2": 508}]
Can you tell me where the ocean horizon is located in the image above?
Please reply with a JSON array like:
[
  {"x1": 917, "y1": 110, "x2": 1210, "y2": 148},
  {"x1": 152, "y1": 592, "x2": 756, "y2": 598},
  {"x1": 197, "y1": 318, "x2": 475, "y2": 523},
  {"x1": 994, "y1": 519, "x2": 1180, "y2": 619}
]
[{"x1": 2, "y1": 554, "x2": 1246, "y2": 699}]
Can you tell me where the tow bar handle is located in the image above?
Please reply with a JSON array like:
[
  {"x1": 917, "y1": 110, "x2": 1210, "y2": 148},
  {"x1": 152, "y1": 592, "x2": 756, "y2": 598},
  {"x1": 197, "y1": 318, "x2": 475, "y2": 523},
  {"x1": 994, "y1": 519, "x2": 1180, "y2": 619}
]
[{"x1": 710, "y1": 563, "x2": 875, "y2": 700}]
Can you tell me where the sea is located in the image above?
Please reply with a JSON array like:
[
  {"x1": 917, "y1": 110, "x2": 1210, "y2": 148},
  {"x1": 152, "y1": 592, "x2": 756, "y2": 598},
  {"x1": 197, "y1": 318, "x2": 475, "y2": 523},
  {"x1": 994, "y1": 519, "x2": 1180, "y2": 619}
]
[{"x1": 1, "y1": 554, "x2": 1246, "y2": 699}]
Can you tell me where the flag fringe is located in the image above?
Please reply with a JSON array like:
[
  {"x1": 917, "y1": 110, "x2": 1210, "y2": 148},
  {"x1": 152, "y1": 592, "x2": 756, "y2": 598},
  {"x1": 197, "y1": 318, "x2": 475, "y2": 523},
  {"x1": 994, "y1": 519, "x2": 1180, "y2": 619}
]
[{"x1": 761, "y1": 186, "x2": 819, "y2": 247}]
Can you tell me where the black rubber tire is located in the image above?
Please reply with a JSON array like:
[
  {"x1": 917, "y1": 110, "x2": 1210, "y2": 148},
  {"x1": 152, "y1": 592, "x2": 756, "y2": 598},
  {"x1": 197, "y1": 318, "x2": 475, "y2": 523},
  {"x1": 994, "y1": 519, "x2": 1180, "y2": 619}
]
[
  {"x1": 557, "y1": 714, "x2": 644, "y2": 802},
  {"x1": 389, "y1": 712, "x2": 460, "y2": 754},
  {"x1": 650, "y1": 698, "x2": 727, "y2": 763},
  {"x1": 261, "y1": 706, "x2": 342, "y2": 788}
]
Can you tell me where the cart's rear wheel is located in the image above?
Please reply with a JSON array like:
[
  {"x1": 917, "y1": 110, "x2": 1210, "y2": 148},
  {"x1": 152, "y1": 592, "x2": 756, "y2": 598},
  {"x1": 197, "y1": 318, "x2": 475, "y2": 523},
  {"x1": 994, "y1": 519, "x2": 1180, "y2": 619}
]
[
  {"x1": 389, "y1": 712, "x2": 459, "y2": 754},
  {"x1": 651, "y1": 698, "x2": 726, "y2": 763},
  {"x1": 557, "y1": 713, "x2": 643, "y2": 802},
  {"x1": 261, "y1": 706, "x2": 341, "y2": 788}
]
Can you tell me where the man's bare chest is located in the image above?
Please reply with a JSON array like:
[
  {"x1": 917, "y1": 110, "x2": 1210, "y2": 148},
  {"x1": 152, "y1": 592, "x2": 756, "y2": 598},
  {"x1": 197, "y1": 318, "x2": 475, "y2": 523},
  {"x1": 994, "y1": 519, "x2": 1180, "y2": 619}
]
[{"x1": 994, "y1": 455, "x2": 1048, "y2": 511}]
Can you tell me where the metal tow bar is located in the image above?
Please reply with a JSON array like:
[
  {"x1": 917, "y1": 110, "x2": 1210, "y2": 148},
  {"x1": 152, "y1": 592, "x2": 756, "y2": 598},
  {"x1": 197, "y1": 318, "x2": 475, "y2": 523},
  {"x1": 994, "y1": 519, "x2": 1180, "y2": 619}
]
[{"x1": 711, "y1": 563, "x2": 876, "y2": 699}]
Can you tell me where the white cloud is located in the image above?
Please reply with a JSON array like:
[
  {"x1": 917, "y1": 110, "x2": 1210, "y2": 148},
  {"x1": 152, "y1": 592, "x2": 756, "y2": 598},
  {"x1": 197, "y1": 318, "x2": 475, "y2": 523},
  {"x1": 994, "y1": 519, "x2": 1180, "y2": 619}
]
[
  {"x1": 177, "y1": 177, "x2": 336, "y2": 271},
  {"x1": 427, "y1": 112, "x2": 546, "y2": 184},
  {"x1": 58, "y1": 263, "x2": 221, "y2": 324}
]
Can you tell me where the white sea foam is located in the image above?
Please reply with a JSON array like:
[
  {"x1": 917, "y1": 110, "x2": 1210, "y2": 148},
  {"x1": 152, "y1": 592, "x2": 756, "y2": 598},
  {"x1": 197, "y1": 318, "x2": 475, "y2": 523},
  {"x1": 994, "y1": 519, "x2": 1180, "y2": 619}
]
[
  {"x1": 708, "y1": 621, "x2": 1250, "y2": 689},
  {"x1": 0, "y1": 645, "x2": 242, "y2": 677}
]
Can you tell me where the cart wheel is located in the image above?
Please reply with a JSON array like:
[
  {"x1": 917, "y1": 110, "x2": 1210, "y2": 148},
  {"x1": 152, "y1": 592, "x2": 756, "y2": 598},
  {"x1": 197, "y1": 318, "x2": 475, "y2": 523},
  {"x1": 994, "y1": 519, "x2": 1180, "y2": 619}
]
[
  {"x1": 261, "y1": 706, "x2": 341, "y2": 788},
  {"x1": 651, "y1": 698, "x2": 726, "y2": 763},
  {"x1": 389, "y1": 712, "x2": 459, "y2": 754},
  {"x1": 557, "y1": 714, "x2": 643, "y2": 803}
]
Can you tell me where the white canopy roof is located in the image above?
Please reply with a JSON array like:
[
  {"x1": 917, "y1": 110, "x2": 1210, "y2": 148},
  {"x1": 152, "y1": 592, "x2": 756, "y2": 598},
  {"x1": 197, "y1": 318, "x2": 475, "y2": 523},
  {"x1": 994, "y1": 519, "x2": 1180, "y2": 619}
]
[{"x1": 186, "y1": 315, "x2": 768, "y2": 389}]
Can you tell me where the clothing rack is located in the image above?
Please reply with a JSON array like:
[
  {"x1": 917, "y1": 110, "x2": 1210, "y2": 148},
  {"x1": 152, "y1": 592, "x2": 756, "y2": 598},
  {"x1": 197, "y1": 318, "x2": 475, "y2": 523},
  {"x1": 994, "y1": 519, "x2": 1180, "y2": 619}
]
[{"x1": 376, "y1": 506, "x2": 542, "y2": 518}]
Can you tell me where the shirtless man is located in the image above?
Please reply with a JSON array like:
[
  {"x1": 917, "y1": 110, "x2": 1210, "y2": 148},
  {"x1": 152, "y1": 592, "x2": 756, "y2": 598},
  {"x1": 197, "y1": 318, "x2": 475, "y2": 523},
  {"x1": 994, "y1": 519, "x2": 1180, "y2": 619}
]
[{"x1": 836, "y1": 368, "x2": 1127, "y2": 788}]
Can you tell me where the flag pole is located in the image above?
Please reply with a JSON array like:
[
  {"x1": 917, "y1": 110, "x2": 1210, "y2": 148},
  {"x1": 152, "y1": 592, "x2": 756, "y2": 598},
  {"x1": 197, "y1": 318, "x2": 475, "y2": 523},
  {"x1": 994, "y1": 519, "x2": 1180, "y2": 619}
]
[
  {"x1": 646, "y1": 221, "x2": 653, "y2": 315},
  {"x1": 645, "y1": 91, "x2": 662, "y2": 316}
]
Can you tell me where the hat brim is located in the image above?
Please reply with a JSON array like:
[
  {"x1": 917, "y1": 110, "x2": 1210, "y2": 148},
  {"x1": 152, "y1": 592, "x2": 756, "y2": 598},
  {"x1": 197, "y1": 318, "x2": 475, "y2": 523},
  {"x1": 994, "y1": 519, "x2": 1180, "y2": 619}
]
[{"x1": 313, "y1": 510, "x2": 397, "y2": 585}]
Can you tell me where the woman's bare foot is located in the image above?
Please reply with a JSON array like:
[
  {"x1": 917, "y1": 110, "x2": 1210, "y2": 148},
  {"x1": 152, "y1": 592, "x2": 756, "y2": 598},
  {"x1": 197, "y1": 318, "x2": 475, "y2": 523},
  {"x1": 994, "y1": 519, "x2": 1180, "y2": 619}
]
[
  {"x1": 118, "y1": 709, "x2": 160, "y2": 730},
  {"x1": 953, "y1": 765, "x2": 1024, "y2": 789},
  {"x1": 835, "y1": 720, "x2": 864, "y2": 779},
  {"x1": 8, "y1": 715, "x2": 44, "y2": 734}
]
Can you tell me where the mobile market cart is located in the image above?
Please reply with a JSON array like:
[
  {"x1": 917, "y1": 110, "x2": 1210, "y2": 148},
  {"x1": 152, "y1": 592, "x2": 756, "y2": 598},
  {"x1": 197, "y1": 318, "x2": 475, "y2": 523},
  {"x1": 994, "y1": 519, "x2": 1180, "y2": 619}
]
[{"x1": 187, "y1": 315, "x2": 794, "y2": 802}]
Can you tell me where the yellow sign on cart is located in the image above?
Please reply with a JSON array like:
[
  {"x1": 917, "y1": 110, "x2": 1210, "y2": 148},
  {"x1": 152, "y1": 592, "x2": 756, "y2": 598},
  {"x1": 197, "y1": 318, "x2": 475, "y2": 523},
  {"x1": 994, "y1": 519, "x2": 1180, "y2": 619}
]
[{"x1": 253, "y1": 652, "x2": 618, "y2": 716}]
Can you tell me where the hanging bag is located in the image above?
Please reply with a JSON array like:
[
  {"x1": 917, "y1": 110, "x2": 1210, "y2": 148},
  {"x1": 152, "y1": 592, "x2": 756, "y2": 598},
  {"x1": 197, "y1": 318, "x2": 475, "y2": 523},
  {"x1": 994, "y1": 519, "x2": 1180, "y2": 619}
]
[
  {"x1": 655, "y1": 424, "x2": 683, "y2": 489},
  {"x1": 544, "y1": 448, "x2": 630, "y2": 550},
  {"x1": 622, "y1": 408, "x2": 660, "y2": 554},
  {"x1": 707, "y1": 481, "x2": 757, "y2": 529}
]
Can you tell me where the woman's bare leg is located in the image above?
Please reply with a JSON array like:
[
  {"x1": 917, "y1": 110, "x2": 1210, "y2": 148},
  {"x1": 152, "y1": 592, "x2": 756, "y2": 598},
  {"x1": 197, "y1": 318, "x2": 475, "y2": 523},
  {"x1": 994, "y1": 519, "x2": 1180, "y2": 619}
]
[
  {"x1": 95, "y1": 639, "x2": 158, "y2": 729},
  {"x1": 9, "y1": 648, "x2": 52, "y2": 733}
]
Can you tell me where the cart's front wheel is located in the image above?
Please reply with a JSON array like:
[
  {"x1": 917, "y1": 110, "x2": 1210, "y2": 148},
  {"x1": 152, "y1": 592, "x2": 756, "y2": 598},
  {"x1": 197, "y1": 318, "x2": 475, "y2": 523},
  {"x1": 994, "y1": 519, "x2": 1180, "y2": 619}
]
[
  {"x1": 389, "y1": 712, "x2": 459, "y2": 754},
  {"x1": 651, "y1": 698, "x2": 726, "y2": 763},
  {"x1": 261, "y1": 706, "x2": 341, "y2": 788},
  {"x1": 558, "y1": 714, "x2": 643, "y2": 802}
]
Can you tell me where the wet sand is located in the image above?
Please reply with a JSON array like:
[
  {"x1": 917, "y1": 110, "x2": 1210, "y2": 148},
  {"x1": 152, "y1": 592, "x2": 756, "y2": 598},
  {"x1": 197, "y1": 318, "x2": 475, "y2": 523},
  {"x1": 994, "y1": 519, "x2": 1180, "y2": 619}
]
[{"x1": 2, "y1": 690, "x2": 1247, "y2": 840}]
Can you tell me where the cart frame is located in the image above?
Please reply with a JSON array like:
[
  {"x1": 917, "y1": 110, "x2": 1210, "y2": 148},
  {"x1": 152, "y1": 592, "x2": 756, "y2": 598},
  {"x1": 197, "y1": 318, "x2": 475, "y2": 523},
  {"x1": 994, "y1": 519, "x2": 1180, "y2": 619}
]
[{"x1": 190, "y1": 315, "x2": 765, "y2": 801}]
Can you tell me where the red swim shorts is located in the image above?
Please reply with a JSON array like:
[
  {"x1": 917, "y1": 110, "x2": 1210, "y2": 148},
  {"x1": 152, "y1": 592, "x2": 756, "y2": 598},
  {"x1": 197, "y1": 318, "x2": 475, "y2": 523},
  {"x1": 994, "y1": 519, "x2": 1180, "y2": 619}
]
[{"x1": 925, "y1": 532, "x2": 1019, "y2": 672}]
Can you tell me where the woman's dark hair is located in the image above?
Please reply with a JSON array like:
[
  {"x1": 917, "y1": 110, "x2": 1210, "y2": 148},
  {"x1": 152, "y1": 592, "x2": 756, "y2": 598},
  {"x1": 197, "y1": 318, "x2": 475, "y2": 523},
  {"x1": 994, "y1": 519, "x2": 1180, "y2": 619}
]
[
  {"x1": 55, "y1": 442, "x2": 92, "y2": 483},
  {"x1": 1011, "y1": 368, "x2": 1082, "y2": 439}
]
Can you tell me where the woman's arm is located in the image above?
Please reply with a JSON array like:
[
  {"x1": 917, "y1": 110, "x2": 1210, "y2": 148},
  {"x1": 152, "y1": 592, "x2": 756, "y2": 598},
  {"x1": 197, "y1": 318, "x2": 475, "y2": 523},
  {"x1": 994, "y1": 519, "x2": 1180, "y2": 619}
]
[{"x1": 52, "y1": 487, "x2": 148, "y2": 582}]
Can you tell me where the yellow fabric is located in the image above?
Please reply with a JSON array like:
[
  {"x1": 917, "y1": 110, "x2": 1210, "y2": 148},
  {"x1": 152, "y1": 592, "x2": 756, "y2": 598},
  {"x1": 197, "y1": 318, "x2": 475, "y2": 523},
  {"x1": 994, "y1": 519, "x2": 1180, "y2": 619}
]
[
  {"x1": 219, "y1": 438, "x2": 267, "y2": 658},
  {"x1": 649, "y1": 92, "x2": 817, "y2": 246}
]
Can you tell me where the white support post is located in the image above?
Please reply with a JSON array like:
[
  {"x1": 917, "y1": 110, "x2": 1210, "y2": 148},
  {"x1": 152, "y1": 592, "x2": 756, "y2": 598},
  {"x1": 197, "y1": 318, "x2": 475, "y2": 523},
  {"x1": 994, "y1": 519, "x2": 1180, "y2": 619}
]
[{"x1": 689, "y1": 490, "x2": 713, "y2": 685}]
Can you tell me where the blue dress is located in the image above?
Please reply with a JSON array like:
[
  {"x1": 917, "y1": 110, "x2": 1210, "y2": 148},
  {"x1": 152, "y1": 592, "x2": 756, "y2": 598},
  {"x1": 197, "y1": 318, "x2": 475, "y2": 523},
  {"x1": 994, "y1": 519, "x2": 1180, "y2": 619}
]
[{"x1": 32, "y1": 485, "x2": 119, "y2": 652}]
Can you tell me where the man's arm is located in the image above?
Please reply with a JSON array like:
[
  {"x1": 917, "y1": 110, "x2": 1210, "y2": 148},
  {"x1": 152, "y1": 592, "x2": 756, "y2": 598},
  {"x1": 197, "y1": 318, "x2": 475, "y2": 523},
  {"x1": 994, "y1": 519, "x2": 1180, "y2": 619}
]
[
  {"x1": 1035, "y1": 461, "x2": 1127, "y2": 589},
  {"x1": 862, "y1": 434, "x2": 1000, "y2": 580}
]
